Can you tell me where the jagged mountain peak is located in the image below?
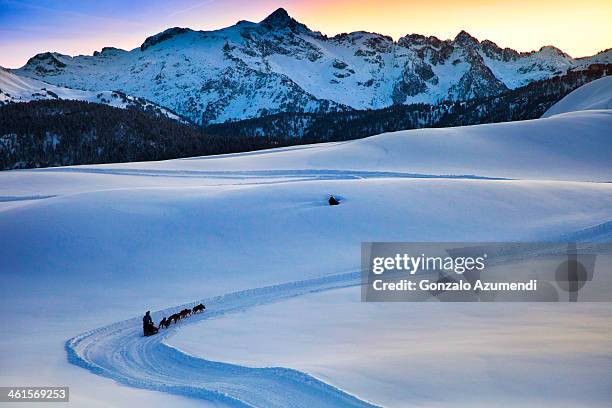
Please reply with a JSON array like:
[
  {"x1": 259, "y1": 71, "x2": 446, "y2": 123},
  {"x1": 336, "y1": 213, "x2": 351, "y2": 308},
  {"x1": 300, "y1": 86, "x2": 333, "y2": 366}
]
[
  {"x1": 93, "y1": 47, "x2": 127, "y2": 57},
  {"x1": 26, "y1": 51, "x2": 65, "y2": 64},
  {"x1": 262, "y1": 7, "x2": 291, "y2": 21},
  {"x1": 454, "y1": 30, "x2": 479, "y2": 44},
  {"x1": 537, "y1": 45, "x2": 570, "y2": 58},
  {"x1": 259, "y1": 7, "x2": 308, "y2": 32},
  {"x1": 140, "y1": 27, "x2": 192, "y2": 51}
]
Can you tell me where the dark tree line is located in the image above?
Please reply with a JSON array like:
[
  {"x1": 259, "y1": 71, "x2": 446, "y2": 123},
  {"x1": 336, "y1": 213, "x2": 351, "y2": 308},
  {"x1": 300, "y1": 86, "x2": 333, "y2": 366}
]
[{"x1": 0, "y1": 100, "x2": 289, "y2": 170}]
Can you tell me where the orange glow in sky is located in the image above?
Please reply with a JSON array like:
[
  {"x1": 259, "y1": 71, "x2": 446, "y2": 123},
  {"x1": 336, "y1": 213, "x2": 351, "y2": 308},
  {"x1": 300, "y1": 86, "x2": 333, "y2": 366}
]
[
  {"x1": 1, "y1": 0, "x2": 610, "y2": 68},
  {"x1": 286, "y1": 0, "x2": 612, "y2": 57}
]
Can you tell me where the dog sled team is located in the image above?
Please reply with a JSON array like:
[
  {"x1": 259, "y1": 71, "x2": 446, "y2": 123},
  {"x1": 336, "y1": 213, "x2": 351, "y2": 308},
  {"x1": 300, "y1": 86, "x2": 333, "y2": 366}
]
[{"x1": 143, "y1": 303, "x2": 206, "y2": 336}]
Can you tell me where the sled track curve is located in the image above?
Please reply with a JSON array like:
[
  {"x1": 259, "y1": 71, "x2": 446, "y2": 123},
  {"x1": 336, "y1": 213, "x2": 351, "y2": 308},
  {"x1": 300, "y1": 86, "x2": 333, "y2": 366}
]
[{"x1": 66, "y1": 272, "x2": 380, "y2": 408}]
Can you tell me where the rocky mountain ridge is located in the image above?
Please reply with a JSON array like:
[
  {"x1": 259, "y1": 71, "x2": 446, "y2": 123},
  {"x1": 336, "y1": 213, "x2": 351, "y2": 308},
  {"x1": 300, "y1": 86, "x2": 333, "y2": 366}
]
[{"x1": 13, "y1": 8, "x2": 612, "y2": 125}]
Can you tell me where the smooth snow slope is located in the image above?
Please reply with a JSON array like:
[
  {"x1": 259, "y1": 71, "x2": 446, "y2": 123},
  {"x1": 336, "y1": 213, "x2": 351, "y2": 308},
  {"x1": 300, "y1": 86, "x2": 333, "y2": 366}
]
[
  {"x1": 169, "y1": 110, "x2": 610, "y2": 181},
  {"x1": 0, "y1": 68, "x2": 118, "y2": 106},
  {"x1": 1, "y1": 109, "x2": 611, "y2": 407},
  {"x1": 0, "y1": 68, "x2": 182, "y2": 120},
  {"x1": 543, "y1": 75, "x2": 612, "y2": 118}
]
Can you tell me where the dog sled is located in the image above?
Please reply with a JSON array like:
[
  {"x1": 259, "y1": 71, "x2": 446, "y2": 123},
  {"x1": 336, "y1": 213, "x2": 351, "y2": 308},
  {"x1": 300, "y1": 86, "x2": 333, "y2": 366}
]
[
  {"x1": 143, "y1": 323, "x2": 159, "y2": 337},
  {"x1": 143, "y1": 303, "x2": 206, "y2": 336}
]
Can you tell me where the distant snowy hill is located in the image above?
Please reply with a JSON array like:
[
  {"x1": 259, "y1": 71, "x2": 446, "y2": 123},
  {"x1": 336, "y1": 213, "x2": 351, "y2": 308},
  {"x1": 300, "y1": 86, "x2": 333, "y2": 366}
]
[
  {"x1": 542, "y1": 75, "x2": 612, "y2": 117},
  {"x1": 14, "y1": 8, "x2": 611, "y2": 125},
  {"x1": 0, "y1": 68, "x2": 183, "y2": 121},
  {"x1": 133, "y1": 110, "x2": 612, "y2": 182}
]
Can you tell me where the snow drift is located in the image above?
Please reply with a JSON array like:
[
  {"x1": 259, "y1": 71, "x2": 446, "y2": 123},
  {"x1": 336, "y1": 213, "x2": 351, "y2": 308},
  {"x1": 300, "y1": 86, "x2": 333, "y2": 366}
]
[{"x1": 543, "y1": 75, "x2": 612, "y2": 117}]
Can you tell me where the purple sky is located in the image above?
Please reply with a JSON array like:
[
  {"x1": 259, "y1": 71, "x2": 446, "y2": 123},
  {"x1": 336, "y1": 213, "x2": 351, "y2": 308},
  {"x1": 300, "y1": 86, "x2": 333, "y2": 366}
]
[{"x1": 1, "y1": 0, "x2": 610, "y2": 68}]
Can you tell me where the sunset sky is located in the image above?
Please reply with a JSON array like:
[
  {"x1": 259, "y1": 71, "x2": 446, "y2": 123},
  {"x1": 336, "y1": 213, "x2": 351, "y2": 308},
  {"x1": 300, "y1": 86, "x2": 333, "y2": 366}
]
[{"x1": 1, "y1": 0, "x2": 610, "y2": 68}]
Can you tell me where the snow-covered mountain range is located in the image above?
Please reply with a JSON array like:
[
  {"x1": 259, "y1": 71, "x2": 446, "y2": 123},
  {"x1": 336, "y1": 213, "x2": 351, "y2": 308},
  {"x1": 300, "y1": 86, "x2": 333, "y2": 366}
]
[{"x1": 13, "y1": 8, "x2": 611, "y2": 125}]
